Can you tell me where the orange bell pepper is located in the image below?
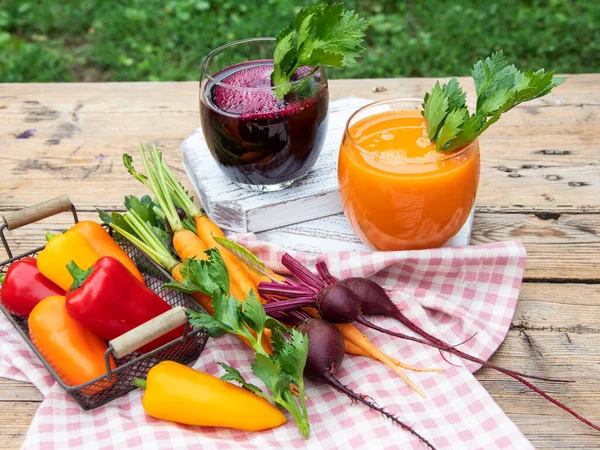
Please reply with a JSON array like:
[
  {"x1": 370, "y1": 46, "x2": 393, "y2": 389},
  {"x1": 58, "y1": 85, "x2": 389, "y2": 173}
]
[
  {"x1": 135, "y1": 361, "x2": 286, "y2": 431},
  {"x1": 28, "y1": 295, "x2": 115, "y2": 392},
  {"x1": 72, "y1": 220, "x2": 144, "y2": 284}
]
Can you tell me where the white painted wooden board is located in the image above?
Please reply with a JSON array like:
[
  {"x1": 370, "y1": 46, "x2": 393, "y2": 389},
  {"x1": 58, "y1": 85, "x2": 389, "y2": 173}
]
[
  {"x1": 181, "y1": 98, "x2": 373, "y2": 233},
  {"x1": 182, "y1": 97, "x2": 475, "y2": 252},
  {"x1": 249, "y1": 208, "x2": 475, "y2": 253}
]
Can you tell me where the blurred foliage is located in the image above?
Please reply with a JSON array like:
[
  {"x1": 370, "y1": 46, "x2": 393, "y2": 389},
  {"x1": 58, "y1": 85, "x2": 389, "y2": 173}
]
[{"x1": 0, "y1": 0, "x2": 598, "y2": 82}]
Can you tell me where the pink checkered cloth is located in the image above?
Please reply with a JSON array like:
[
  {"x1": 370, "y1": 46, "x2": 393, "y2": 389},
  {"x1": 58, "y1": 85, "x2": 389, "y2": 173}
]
[{"x1": 0, "y1": 237, "x2": 532, "y2": 450}]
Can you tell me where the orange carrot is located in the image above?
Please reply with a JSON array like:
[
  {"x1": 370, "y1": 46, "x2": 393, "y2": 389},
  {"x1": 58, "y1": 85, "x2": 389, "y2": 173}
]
[
  {"x1": 343, "y1": 326, "x2": 441, "y2": 372},
  {"x1": 173, "y1": 229, "x2": 210, "y2": 263},
  {"x1": 132, "y1": 145, "x2": 274, "y2": 352},
  {"x1": 141, "y1": 144, "x2": 261, "y2": 303},
  {"x1": 194, "y1": 214, "x2": 259, "y2": 302},
  {"x1": 335, "y1": 323, "x2": 425, "y2": 398}
]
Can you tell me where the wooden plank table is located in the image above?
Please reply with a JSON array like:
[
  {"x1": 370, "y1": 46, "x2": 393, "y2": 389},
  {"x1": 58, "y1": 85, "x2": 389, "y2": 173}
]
[{"x1": 0, "y1": 76, "x2": 599, "y2": 449}]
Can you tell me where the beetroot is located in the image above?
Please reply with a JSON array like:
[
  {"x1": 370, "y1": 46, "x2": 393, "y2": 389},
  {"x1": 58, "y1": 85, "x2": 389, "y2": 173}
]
[
  {"x1": 297, "y1": 318, "x2": 436, "y2": 450},
  {"x1": 316, "y1": 283, "x2": 360, "y2": 323},
  {"x1": 260, "y1": 254, "x2": 600, "y2": 433}
]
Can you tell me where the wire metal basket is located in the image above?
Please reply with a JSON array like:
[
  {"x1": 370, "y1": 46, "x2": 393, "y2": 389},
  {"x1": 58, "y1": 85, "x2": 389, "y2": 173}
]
[{"x1": 0, "y1": 196, "x2": 209, "y2": 410}]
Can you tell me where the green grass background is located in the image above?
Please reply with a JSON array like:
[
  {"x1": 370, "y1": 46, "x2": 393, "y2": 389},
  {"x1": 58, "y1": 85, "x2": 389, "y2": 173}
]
[{"x1": 1, "y1": 0, "x2": 598, "y2": 82}]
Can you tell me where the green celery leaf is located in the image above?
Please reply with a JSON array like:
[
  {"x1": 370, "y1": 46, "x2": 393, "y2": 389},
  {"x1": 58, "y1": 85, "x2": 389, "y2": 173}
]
[
  {"x1": 204, "y1": 248, "x2": 229, "y2": 294},
  {"x1": 503, "y1": 68, "x2": 566, "y2": 111},
  {"x1": 269, "y1": 326, "x2": 288, "y2": 356},
  {"x1": 450, "y1": 113, "x2": 486, "y2": 149},
  {"x1": 178, "y1": 248, "x2": 230, "y2": 297},
  {"x1": 434, "y1": 108, "x2": 467, "y2": 152},
  {"x1": 296, "y1": 12, "x2": 314, "y2": 49},
  {"x1": 479, "y1": 84, "x2": 514, "y2": 114},
  {"x1": 272, "y1": 3, "x2": 369, "y2": 99},
  {"x1": 424, "y1": 50, "x2": 565, "y2": 153},
  {"x1": 472, "y1": 51, "x2": 510, "y2": 100},
  {"x1": 186, "y1": 309, "x2": 229, "y2": 338},
  {"x1": 441, "y1": 78, "x2": 467, "y2": 112},
  {"x1": 293, "y1": 5, "x2": 321, "y2": 64},
  {"x1": 240, "y1": 290, "x2": 267, "y2": 335},
  {"x1": 273, "y1": 26, "x2": 296, "y2": 78},
  {"x1": 276, "y1": 328, "x2": 309, "y2": 383},
  {"x1": 294, "y1": 4, "x2": 322, "y2": 32},
  {"x1": 309, "y1": 4, "x2": 367, "y2": 67},
  {"x1": 97, "y1": 208, "x2": 113, "y2": 226},
  {"x1": 212, "y1": 292, "x2": 243, "y2": 333},
  {"x1": 473, "y1": 51, "x2": 520, "y2": 113},
  {"x1": 272, "y1": 65, "x2": 292, "y2": 99},
  {"x1": 274, "y1": 372, "x2": 293, "y2": 398},
  {"x1": 251, "y1": 354, "x2": 283, "y2": 394},
  {"x1": 422, "y1": 81, "x2": 448, "y2": 141},
  {"x1": 302, "y1": 47, "x2": 344, "y2": 68},
  {"x1": 219, "y1": 363, "x2": 266, "y2": 397},
  {"x1": 125, "y1": 195, "x2": 161, "y2": 227},
  {"x1": 162, "y1": 277, "x2": 198, "y2": 294},
  {"x1": 110, "y1": 211, "x2": 136, "y2": 235}
]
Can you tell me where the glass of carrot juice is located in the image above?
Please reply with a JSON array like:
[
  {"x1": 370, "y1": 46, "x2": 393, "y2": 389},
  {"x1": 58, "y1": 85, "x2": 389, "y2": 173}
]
[{"x1": 338, "y1": 98, "x2": 480, "y2": 251}]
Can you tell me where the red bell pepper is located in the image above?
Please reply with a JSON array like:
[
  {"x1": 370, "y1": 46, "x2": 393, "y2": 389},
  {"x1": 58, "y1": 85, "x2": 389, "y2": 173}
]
[
  {"x1": 65, "y1": 256, "x2": 184, "y2": 353},
  {"x1": 0, "y1": 258, "x2": 65, "y2": 317}
]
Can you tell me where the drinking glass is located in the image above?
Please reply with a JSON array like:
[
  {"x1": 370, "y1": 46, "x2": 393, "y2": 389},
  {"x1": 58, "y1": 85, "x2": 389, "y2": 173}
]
[
  {"x1": 338, "y1": 98, "x2": 480, "y2": 251},
  {"x1": 200, "y1": 37, "x2": 329, "y2": 191}
]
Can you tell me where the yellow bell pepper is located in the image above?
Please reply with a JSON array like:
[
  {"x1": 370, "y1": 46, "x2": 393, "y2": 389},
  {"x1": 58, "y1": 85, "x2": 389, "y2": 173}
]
[
  {"x1": 37, "y1": 229, "x2": 99, "y2": 290},
  {"x1": 135, "y1": 361, "x2": 287, "y2": 431}
]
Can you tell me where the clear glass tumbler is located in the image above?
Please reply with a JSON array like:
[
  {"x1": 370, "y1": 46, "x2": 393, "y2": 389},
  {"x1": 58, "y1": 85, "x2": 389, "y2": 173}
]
[
  {"x1": 200, "y1": 37, "x2": 329, "y2": 191},
  {"x1": 338, "y1": 98, "x2": 480, "y2": 251}
]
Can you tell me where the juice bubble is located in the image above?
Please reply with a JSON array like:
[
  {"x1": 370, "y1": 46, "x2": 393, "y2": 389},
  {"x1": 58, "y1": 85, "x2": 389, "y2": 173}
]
[{"x1": 211, "y1": 63, "x2": 317, "y2": 118}]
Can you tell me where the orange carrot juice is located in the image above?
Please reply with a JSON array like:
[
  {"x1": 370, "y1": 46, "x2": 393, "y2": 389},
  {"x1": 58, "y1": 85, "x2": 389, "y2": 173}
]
[{"x1": 338, "y1": 105, "x2": 480, "y2": 251}]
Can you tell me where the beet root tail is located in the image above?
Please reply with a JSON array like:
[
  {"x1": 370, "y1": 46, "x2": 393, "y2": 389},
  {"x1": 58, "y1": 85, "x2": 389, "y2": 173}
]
[
  {"x1": 324, "y1": 375, "x2": 437, "y2": 450},
  {"x1": 381, "y1": 311, "x2": 571, "y2": 383},
  {"x1": 356, "y1": 316, "x2": 600, "y2": 432}
]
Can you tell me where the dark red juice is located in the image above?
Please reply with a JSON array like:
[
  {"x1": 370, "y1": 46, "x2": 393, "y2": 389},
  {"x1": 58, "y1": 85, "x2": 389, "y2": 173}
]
[{"x1": 200, "y1": 60, "x2": 329, "y2": 187}]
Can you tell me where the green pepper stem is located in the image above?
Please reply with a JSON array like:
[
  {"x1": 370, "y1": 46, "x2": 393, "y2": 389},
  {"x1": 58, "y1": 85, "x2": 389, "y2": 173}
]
[
  {"x1": 45, "y1": 232, "x2": 55, "y2": 241},
  {"x1": 66, "y1": 261, "x2": 93, "y2": 291},
  {"x1": 0, "y1": 273, "x2": 5, "y2": 284},
  {"x1": 132, "y1": 378, "x2": 147, "y2": 389}
]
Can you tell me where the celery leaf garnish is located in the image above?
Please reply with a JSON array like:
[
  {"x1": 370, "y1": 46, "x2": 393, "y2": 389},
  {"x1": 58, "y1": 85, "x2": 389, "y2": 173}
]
[
  {"x1": 423, "y1": 50, "x2": 566, "y2": 152},
  {"x1": 272, "y1": 3, "x2": 369, "y2": 99}
]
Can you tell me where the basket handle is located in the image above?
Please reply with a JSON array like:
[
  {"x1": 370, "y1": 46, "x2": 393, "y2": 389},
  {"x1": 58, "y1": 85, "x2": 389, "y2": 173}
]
[
  {"x1": 108, "y1": 306, "x2": 188, "y2": 359},
  {"x1": 2, "y1": 195, "x2": 75, "y2": 231}
]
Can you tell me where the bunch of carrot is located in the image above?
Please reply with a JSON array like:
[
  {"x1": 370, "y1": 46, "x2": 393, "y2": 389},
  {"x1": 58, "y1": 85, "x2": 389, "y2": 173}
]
[{"x1": 108, "y1": 144, "x2": 437, "y2": 395}]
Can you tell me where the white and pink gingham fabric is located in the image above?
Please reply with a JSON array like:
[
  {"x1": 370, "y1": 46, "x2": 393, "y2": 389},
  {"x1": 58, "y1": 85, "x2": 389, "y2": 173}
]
[{"x1": 0, "y1": 238, "x2": 532, "y2": 450}]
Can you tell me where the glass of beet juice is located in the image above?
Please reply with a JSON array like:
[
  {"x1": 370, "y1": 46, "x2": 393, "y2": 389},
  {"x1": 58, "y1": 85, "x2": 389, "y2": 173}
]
[{"x1": 200, "y1": 37, "x2": 329, "y2": 191}]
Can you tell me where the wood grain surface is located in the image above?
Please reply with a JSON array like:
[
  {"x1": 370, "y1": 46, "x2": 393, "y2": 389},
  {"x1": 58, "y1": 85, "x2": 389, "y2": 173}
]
[{"x1": 0, "y1": 76, "x2": 599, "y2": 449}]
